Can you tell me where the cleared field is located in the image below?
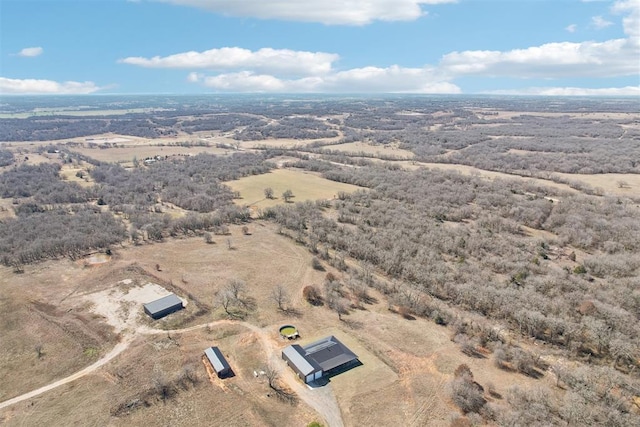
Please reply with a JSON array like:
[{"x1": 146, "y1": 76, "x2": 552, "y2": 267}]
[
  {"x1": 69, "y1": 145, "x2": 230, "y2": 163},
  {"x1": 0, "y1": 198, "x2": 16, "y2": 220},
  {"x1": 226, "y1": 168, "x2": 364, "y2": 209},
  {"x1": 325, "y1": 141, "x2": 415, "y2": 159},
  {"x1": 59, "y1": 165, "x2": 94, "y2": 187},
  {"x1": 552, "y1": 172, "x2": 640, "y2": 197},
  {"x1": 0, "y1": 260, "x2": 119, "y2": 401}
]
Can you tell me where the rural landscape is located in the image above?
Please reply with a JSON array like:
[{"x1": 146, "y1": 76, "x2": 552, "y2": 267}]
[{"x1": 0, "y1": 94, "x2": 639, "y2": 426}]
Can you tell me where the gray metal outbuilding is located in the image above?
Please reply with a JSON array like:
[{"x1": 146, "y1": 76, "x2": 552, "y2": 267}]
[
  {"x1": 282, "y1": 336, "x2": 358, "y2": 384},
  {"x1": 204, "y1": 346, "x2": 231, "y2": 377},
  {"x1": 143, "y1": 294, "x2": 184, "y2": 319},
  {"x1": 282, "y1": 344, "x2": 323, "y2": 383}
]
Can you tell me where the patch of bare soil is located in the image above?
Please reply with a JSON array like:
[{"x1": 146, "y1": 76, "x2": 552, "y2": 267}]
[{"x1": 81, "y1": 280, "x2": 181, "y2": 334}]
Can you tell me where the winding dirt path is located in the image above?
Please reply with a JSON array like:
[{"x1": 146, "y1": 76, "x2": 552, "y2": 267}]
[
  {"x1": 0, "y1": 320, "x2": 345, "y2": 427},
  {"x1": 0, "y1": 335, "x2": 134, "y2": 410}
]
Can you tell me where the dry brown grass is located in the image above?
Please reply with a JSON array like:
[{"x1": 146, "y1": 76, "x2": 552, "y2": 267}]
[
  {"x1": 552, "y1": 172, "x2": 640, "y2": 197},
  {"x1": 1, "y1": 328, "x2": 316, "y2": 426},
  {"x1": 327, "y1": 141, "x2": 415, "y2": 159},
  {"x1": 226, "y1": 168, "x2": 363, "y2": 209},
  {"x1": 70, "y1": 145, "x2": 230, "y2": 164}
]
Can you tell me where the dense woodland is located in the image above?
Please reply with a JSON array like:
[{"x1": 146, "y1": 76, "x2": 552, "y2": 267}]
[{"x1": 0, "y1": 95, "x2": 639, "y2": 426}]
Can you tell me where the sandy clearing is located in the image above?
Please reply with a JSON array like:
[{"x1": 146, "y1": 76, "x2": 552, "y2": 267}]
[{"x1": 82, "y1": 281, "x2": 180, "y2": 334}]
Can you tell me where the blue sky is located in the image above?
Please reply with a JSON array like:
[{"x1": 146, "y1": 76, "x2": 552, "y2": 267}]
[{"x1": 0, "y1": 0, "x2": 638, "y2": 95}]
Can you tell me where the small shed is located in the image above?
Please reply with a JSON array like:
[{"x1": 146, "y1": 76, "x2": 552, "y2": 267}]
[
  {"x1": 143, "y1": 293, "x2": 184, "y2": 319},
  {"x1": 204, "y1": 346, "x2": 231, "y2": 378},
  {"x1": 282, "y1": 344, "x2": 323, "y2": 384}
]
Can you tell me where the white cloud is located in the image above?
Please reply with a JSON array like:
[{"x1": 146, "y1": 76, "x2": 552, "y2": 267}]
[
  {"x1": 0, "y1": 77, "x2": 104, "y2": 94},
  {"x1": 152, "y1": 0, "x2": 456, "y2": 25},
  {"x1": 438, "y1": 0, "x2": 639, "y2": 80},
  {"x1": 591, "y1": 15, "x2": 613, "y2": 29},
  {"x1": 440, "y1": 38, "x2": 638, "y2": 78},
  {"x1": 16, "y1": 47, "x2": 43, "y2": 57},
  {"x1": 565, "y1": 24, "x2": 577, "y2": 33},
  {"x1": 189, "y1": 66, "x2": 460, "y2": 93},
  {"x1": 612, "y1": 0, "x2": 639, "y2": 40},
  {"x1": 486, "y1": 86, "x2": 640, "y2": 96},
  {"x1": 120, "y1": 47, "x2": 338, "y2": 76},
  {"x1": 122, "y1": 0, "x2": 638, "y2": 94}
]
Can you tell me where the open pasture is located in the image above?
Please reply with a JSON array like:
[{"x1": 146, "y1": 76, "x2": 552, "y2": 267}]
[
  {"x1": 325, "y1": 141, "x2": 415, "y2": 159},
  {"x1": 227, "y1": 168, "x2": 363, "y2": 209},
  {"x1": 69, "y1": 144, "x2": 230, "y2": 164},
  {"x1": 552, "y1": 171, "x2": 640, "y2": 197}
]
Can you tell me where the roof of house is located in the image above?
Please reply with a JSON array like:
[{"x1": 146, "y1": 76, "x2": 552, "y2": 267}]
[
  {"x1": 302, "y1": 335, "x2": 358, "y2": 372},
  {"x1": 204, "y1": 346, "x2": 230, "y2": 373},
  {"x1": 143, "y1": 293, "x2": 183, "y2": 314},
  {"x1": 282, "y1": 344, "x2": 322, "y2": 376}
]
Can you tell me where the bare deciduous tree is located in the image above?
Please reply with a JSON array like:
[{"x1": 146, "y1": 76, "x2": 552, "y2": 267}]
[
  {"x1": 270, "y1": 284, "x2": 290, "y2": 311},
  {"x1": 263, "y1": 365, "x2": 297, "y2": 404}
]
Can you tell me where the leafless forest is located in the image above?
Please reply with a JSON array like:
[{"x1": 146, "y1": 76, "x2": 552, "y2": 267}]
[{"x1": 1, "y1": 95, "x2": 639, "y2": 425}]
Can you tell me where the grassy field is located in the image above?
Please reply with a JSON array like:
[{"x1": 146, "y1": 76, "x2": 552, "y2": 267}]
[
  {"x1": 326, "y1": 141, "x2": 415, "y2": 159},
  {"x1": 69, "y1": 145, "x2": 230, "y2": 164},
  {"x1": 553, "y1": 171, "x2": 640, "y2": 197},
  {"x1": 226, "y1": 168, "x2": 364, "y2": 209}
]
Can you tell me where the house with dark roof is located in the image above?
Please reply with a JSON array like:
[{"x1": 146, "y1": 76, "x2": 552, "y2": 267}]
[
  {"x1": 143, "y1": 293, "x2": 184, "y2": 319},
  {"x1": 282, "y1": 335, "x2": 359, "y2": 384}
]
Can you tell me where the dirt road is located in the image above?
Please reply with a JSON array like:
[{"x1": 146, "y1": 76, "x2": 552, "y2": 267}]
[
  {"x1": 0, "y1": 335, "x2": 134, "y2": 410},
  {"x1": 0, "y1": 320, "x2": 345, "y2": 427}
]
